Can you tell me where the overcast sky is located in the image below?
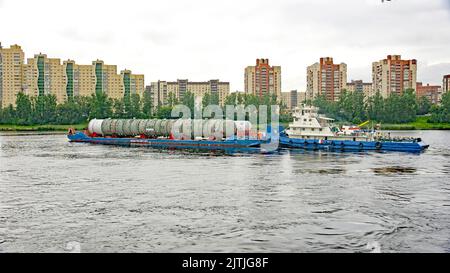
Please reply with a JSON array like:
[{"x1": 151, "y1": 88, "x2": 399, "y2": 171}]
[{"x1": 1, "y1": 0, "x2": 449, "y2": 91}]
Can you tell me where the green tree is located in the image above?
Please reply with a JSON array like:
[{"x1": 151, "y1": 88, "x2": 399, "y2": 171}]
[
  {"x1": 89, "y1": 92, "x2": 112, "y2": 119},
  {"x1": 430, "y1": 92, "x2": 450, "y2": 123},
  {"x1": 337, "y1": 90, "x2": 366, "y2": 124},
  {"x1": 167, "y1": 92, "x2": 178, "y2": 107},
  {"x1": 181, "y1": 91, "x2": 195, "y2": 118},
  {"x1": 417, "y1": 96, "x2": 432, "y2": 115},
  {"x1": 31, "y1": 94, "x2": 57, "y2": 124},
  {"x1": 130, "y1": 94, "x2": 142, "y2": 118},
  {"x1": 74, "y1": 96, "x2": 91, "y2": 122},
  {"x1": 112, "y1": 98, "x2": 125, "y2": 118},
  {"x1": 399, "y1": 89, "x2": 417, "y2": 123},
  {"x1": 15, "y1": 92, "x2": 32, "y2": 125},
  {"x1": 0, "y1": 105, "x2": 15, "y2": 124},
  {"x1": 56, "y1": 100, "x2": 83, "y2": 124},
  {"x1": 142, "y1": 90, "x2": 153, "y2": 118},
  {"x1": 156, "y1": 106, "x2": 173, "y2": 119},
  {"x1": 367, "y1": 91, "x2": 384, "y2": 122},
  {"x1": 224, "y1": 93, "x2": 237, "y2": 106}
]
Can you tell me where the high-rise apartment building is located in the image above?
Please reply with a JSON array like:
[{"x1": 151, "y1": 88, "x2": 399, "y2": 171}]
[
  {"x1": 92, "y1": 60, "x2": 124, "y2": 99},
  {"x1": 347, "y1": 80, "x2": 373, "y2": 97},
  {"x1": 23, "y1": 54, "x2": 67, "y2": 103},
  {"x1": 121, "y1": 69, "x2": 145, "y2": 98},
  {"x1": 245, "y1": 59, "x2": 281, "y2": 99},
  {"x1": 0, "y1": 44, "x2": 25, "y2": 108},
  {"x1": 444, "y1": 75, "x2": 450, "y2": 94},
  {"x1": 372, "y1": 55, "x2": 417, "y2": 98},
  {"x1": 63, "y1": 60, "x2": 96, "y2": 98},
  {"x1": 306, "y1": 57, "x2": 347, "y2": 101},
  {"x1": 149, "y1": 79, "x2": 230, "y2": 108},
  {"x1": 0, "y1": 43, "x2": 144, "y2": 106}
]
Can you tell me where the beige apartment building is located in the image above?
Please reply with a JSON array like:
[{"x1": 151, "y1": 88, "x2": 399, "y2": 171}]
[
  {"x1": 307, "y1": 57, "x2": 347, "y2": 101},
  {"x1": 149, "y1": 79, "x2": 230, "y2": 107},
  {"x1": 23, "y1": 54, "x2": 67, "y2": 103},
  {"x1": 372, "y1": 55, "x2": 417, "y2": 98},
  {"x1": 0, "y1": 44, "x2": 25, "y2": 108},
  {"x1": 63, "y1": 60, "x2": 96, "y2": 97},
  {"x1": 347, "y1": 80, "x2": 373, "y2": 97},
  {"x1": 281, "y1": 90, "x2": 306, "y2": 110},
  {"x1": 245, "y1": 59, "x2": 281, "y2": 99},
  {"x1": 120, "y1": 70, "x2": 145, "y2": 98},
  {"x1": 0, "y1": 43, "x2": 144, "y2": 106}
]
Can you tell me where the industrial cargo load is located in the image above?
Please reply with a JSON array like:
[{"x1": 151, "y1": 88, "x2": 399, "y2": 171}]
[{"x1": 87, "y1": 118, "x2": 252, "y2": 140}]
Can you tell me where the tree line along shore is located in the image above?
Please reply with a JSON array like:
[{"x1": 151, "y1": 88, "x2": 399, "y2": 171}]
[{"x1": 0, "y1": 89, "x2": 449, "y2": 132}]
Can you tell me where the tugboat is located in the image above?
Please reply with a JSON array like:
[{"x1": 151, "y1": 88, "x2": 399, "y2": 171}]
[{"x1": 280, "y1": 105, "x2": 429, "y2": 153}]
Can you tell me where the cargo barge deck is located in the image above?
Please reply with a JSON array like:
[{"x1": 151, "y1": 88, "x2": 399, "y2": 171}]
[{"x1": 68, "y1": 131, "x2": 270, "y2": 153}]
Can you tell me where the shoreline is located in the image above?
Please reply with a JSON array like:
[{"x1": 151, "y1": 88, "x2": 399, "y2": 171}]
[{"x1": 0, "y1": 124, "x2": 87, "y2": 132}]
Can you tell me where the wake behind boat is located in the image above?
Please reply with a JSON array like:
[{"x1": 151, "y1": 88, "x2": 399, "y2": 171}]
[{"x1": 280, "y1": 105, "x2": 429, "y2": 153}]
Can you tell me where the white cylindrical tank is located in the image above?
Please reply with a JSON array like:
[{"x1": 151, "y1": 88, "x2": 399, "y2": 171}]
[
  {"x1": 87, "y1": 118, "x2": 253, "y2": 138},
  {"x1": 88, "y1": 119, "x2": 104, "y2": 135}
]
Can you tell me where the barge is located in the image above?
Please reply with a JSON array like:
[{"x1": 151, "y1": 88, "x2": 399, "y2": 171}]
[{"x1": 68, "y1": 118, "x2": 270, "y2": 153}]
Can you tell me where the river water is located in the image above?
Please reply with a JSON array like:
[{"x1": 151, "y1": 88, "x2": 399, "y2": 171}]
[{"x1": 0, "y1": 130, "x2": 449, "y2": 253}]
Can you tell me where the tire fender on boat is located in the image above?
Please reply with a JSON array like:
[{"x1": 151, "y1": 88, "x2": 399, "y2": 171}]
[{"x1": 376, "y1": 142, "x2": 382, "y2": 150}]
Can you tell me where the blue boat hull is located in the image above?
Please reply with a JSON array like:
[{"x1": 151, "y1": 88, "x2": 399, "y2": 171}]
[
  {"x1": 68, "y1": 132, "x2": 267, "y2": 153},
  {"x1": 280, "y1": 136, "x2": 429, "y2": 153}
]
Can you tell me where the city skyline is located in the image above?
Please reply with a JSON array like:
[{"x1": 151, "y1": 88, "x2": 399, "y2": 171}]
[{"x1": 1, "y1": 0, "x2": 449, "y2": 92}]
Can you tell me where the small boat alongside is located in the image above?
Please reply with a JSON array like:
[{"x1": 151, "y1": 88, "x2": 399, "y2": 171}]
[{"x1": 280, "y1": 105, "x2": 429, "y2": 153}]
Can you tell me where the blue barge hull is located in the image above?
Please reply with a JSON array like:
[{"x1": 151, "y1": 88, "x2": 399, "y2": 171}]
[
  {"x1": 68, "y1": 132, "x2": 268, "y2": 153},
  {"x1": 280, "y1": 135, "x2": 429, "y2": 153}
]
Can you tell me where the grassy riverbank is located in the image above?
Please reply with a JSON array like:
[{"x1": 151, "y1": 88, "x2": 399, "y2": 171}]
[
  {"x1": 0, "y1": 123, "x2": 87, "y2": 132},
  {"x1": 381, "y1": 116, "x2": 450, "y2": 130}
]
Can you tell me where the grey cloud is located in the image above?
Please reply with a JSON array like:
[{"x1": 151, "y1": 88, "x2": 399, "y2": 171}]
[{"x1": 418, "y1": 63, "x2": 450, "y2": 85}]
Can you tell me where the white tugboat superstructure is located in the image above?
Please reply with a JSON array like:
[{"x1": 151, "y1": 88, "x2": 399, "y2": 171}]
[{"x1": 285, "y1": 105, "x2": 371, "y2": 141}]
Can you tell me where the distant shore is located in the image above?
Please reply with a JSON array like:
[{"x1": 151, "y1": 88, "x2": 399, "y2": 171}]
[
  {"x1": 1, "y1": 118, "x2": 450, "y2": 132},
  {"x1": 377, "y1": 116, "x2": 450, "y2": 130},
  {"x1": 0, "y1": 124, "x2": 87, "y2": 132}
]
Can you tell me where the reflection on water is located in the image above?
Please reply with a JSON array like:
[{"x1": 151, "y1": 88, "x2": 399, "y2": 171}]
[
  {"x1": 372, "y1": 166, "x2": 417, "y2": 175},
  {"x1": 0, "y1": 130, "x2": 449, "y2": 253}
]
